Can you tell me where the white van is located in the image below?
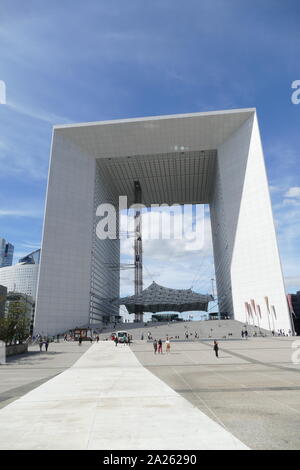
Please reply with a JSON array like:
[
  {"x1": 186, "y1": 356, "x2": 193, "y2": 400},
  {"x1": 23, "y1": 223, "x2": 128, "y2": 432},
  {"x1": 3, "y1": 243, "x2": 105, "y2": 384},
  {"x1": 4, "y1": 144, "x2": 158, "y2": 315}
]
[{"x1": 116, "y1": 331, "x2": 128, "y2": 343}]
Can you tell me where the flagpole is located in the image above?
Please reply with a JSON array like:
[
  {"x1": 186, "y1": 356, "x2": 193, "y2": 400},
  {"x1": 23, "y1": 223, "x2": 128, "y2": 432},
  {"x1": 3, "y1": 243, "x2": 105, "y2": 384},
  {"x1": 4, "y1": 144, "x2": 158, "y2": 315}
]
[
  {"x1": 244, "y1": 302, "x2": 249, "y2": 325},
  {"x1": 248, "y1": 302, "x2": 255, "y2": 334},
  {"x1": 257, "y1": 307, "x2": 261, "y2": 334},
  {"x1": 250, "y1": 299, "x2": 258, "y2": 335},
  {"x1": 271, "y1": 305, "x2": 276, "y2": 333},
  {"x1": 266, "y1": 302, "x2": 271, "y2": 332},
  {"x1": 257, "y1": 304, "x2": 263, "y2": 335},
  {"x1": 264, "y1": 296, "x2": 273, "y2": 334}
]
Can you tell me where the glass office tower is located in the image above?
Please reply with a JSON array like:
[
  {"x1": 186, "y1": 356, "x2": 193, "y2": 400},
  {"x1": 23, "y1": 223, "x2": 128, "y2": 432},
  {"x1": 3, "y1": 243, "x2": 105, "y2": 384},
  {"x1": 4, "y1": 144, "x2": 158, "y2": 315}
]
[{"x1": 0, "y1": 238, "x2": 14, "y2": 267}]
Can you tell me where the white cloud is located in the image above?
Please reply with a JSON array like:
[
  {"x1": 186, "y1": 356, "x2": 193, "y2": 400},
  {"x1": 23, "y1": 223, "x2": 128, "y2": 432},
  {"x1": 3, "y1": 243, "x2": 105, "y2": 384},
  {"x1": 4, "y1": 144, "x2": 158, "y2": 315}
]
[
  {"x1": 20, "y1": 242, "x2": 41, "y2": 250},
  {"x1": 7, "y1": 100, "x2": 72, "y2": 125},
  {"x1": 284, "y1": 277, "x2": 300, "y2": 291},
  {"x1": 269, "y1": 185, "x2": 281, "y2": 194},
  {"x1": 284, "y1": 187, "x2": 300, "y2": 198},
  {"x1": 0, "y1": 209, "x2": 43, "y2": 218},
  {"x1": 120, "y1": 206, "x2": 214, "y2": 298}
]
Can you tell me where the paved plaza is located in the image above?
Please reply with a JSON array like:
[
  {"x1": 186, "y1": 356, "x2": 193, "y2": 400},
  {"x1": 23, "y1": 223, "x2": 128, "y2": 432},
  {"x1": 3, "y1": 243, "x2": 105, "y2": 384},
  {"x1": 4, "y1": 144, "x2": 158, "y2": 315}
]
[
  {"x1": 0, "y1": 342, "x2": 91, "y2": 410},
  {"x1": 0, "y1": 341, "x2": 246, "y2": 450},
  {"x1": 0, "y1": 335, "x2": 299, "y2": 450},
  {"x1": 132, "y1": 336, "x2": 300, "y2": 450}
]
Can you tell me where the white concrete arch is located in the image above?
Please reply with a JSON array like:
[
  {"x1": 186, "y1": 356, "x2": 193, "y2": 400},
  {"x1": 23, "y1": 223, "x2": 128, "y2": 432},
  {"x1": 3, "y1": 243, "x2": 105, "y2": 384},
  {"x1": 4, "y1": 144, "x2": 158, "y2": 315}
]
[{"x1": 34, "y1": 109, "x2": 291, "y2": 335}]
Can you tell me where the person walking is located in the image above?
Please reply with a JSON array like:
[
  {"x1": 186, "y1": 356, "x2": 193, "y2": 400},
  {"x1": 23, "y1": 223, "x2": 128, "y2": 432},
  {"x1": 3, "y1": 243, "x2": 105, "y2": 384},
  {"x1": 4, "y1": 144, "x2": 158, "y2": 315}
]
[
  {"x1": 158, "y1": 339, "x2": 163, "y2": 354},
  {"x1": 78, "y1": 336, "x2": 82, "y2": 346},
  {"x1": 165, "y1": 339, "x2": 171, "y2": 354},
  {"x1": 213, "y1": 340, "x2": 219, "y2": 358},
  {"x1": 39, "y1": 338, "x2": 43, "y2": 352},
  {"x1": 114, "y1": 336, "x2": 118, "y2": 347},
  {"x1": 96, "y1": 335, "x2": 99, "y2": 343},
  {"x1": 153, "y1": 339, "x2": 158, "y2": 354},
  {"x1": 45, "y1": 338, "x2": 49, "y2": 352}
]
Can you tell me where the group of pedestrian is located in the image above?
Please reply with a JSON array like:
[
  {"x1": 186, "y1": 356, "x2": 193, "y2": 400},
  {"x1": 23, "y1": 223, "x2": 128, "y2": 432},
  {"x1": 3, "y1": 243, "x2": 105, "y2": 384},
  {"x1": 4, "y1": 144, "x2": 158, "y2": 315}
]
[
  {"x1": 276, "y1": 329, "x2": 292, "y2": 337},
  {"x1": 38, "y1": 337, "x2": 49, "y2": 352},
  {"x1": 241, "y1": 329, "x2": 249, "y2": 339},
  {"x1": 113, "y1": 334, "x2": 132, "y2": 346},
  {"x1": 153, "y1": 338, "x2": 171, "y2": 354},
  {"x1": 152, "y1": 336, "x2": 219, "y2": 358},
  {"x1": 78, "y1": 335, "x2": 100, "y2": 345},
  {"x1": 184, "y1": 331, "x2": 198, "y2": 340}
]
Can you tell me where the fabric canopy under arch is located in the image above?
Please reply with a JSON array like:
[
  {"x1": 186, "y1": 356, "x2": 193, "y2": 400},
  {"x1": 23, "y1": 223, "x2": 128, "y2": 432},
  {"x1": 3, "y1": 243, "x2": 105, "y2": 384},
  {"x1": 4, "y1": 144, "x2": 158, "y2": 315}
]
[{"x1": 118, "y1": 281, "x2": 214, "y2": 314}]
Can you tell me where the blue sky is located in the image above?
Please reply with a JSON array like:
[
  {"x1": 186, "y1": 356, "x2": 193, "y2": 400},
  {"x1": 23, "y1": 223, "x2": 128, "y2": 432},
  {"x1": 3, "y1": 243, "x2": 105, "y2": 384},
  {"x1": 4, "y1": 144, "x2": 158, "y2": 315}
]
[{"x1": 0, "y1": 0, "x2": 299, "y2": 318}]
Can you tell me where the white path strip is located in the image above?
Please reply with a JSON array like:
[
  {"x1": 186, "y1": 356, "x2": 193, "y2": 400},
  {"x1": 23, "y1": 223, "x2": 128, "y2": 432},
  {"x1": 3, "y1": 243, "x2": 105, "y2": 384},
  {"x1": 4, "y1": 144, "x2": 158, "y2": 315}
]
[{"x1": 0, "y1": 342, "x2": 248, "y2": 450}]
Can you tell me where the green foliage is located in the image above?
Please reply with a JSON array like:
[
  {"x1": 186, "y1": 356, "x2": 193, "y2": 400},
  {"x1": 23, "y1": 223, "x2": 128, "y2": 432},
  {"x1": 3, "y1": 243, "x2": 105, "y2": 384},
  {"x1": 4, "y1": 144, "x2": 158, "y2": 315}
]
[{"x1": 0, "y1": 302, "x2": 31, "y2": 345}]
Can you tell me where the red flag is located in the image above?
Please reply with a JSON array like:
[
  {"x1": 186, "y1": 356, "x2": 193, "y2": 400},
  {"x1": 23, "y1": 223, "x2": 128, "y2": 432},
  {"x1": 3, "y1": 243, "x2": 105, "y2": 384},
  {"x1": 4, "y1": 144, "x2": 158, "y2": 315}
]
[{"x1": 286, "y1": 294, "x2": 295, "y2": 317}]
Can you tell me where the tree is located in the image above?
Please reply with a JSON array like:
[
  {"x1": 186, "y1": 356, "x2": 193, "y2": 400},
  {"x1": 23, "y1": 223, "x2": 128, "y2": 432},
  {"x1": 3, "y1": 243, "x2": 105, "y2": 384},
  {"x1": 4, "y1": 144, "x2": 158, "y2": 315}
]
[
  {"x1": 0, "y1": 301, "x2": 30, "y2": 345},
  {"x1": 0, "y1": 317, "x2": 10, "y2": 345}
]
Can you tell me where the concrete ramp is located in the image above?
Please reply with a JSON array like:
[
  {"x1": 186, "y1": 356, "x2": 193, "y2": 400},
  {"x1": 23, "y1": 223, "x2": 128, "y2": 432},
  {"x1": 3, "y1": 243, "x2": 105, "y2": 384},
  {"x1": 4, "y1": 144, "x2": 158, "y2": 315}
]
[{"x1": 0, "y1": 342, "x2": 248, "y2": 450}]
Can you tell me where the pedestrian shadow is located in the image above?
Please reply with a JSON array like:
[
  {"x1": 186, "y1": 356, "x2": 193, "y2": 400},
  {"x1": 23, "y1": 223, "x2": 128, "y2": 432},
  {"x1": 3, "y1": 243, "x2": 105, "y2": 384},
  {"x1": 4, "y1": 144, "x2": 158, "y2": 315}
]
[
  {"x1": 5, "y1": 350, "x2": 64, "y2": 365},
  {"x1": 6, "y1": 350, "x2": 40, "y2": 363}
]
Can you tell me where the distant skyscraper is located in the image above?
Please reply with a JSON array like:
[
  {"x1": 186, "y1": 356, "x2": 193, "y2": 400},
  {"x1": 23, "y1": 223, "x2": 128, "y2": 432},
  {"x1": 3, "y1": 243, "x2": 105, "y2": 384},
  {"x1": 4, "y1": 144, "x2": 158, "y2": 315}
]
[
  {"x1": 0, "y1": 249, "x2": 40, "y2": 299},
  {"x1": 19, "y1": 249, "x2": 41, "y2": 265},
  {"x1": 0, "y1": 238, "x2": 14, "y2": 267}
]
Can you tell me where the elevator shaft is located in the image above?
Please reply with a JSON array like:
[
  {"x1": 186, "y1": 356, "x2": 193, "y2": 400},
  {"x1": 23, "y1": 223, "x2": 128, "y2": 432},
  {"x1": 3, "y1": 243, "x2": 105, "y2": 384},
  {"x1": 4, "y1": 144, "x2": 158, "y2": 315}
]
[{"x1": 134, "y1": 180, "x2": 143, "y2": 322}]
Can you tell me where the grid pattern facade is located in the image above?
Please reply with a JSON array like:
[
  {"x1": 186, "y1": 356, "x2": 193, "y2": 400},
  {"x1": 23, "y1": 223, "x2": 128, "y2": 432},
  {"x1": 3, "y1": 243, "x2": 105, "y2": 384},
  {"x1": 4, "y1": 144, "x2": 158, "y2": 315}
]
[
  {"x1": 0, "y1": 264, "x2": 39, "y2": 298},
  {"x1": 210, "y1": 157, "x2": 233, "y2": 316},
  {"x1": 98, "y1": 150, "x2": 217, "y2": 206},
  {"x1": 90, "y1": 160, "x2": 120, "y2": 324}
]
